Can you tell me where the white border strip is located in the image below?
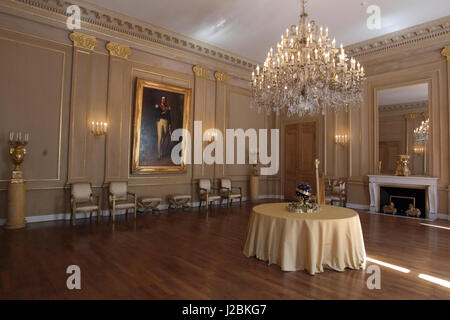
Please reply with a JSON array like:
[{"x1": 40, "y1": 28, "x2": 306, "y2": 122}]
[
  {"x1": 0, "y1": 195, "x2": 285, "y2": 226},
  {"x1": 346, "y1": 203, "x2": 370, "y2": 210}
]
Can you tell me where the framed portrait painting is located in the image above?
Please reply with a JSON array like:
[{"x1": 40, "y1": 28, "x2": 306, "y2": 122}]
[{"x1": 132, "y1": 78, "x2": 191, "y2": 174}]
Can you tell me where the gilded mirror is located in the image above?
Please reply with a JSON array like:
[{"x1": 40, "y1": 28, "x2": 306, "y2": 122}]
[{"x1": 377, "y1": 83, "x2": 430, "y2": 176}]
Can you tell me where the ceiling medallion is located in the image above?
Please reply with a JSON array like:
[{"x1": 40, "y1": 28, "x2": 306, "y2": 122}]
[{"x1": 251, "y1": 0, "x2": 365, "y2": 117}]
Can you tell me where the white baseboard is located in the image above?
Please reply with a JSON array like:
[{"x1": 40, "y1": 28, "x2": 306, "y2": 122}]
[
  {"x1": 346, "y1": 203, "x2": 370, "y2": 210},
  {"x1": 0, "y1": 210, "x2": 131, "y2": 226},
  {"x1": 259, "y1": 194, "x2": 285, "y2": 200},
  {"x1": 0, "y1": 195, "x2": 286, "y2": 226}
]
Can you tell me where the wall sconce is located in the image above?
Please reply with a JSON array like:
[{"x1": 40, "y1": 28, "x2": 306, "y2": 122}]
[
  {"x1": 335, "y1": 134, "x2": 348, "y2": 146},
  {"x1": 413, "y1": 144, "x2": 426, "y2": 155},
  {"x1": 90, "y1": 121, "x2": 108, "y2": 136}
]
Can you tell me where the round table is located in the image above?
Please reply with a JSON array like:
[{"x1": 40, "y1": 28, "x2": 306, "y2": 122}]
[{"x1": 243, "y1": 203, "x2": 366, "y2": 275}]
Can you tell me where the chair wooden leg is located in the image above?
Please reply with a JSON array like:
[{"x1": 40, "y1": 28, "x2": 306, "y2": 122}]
[
  {"x1": 240, "y1": 197, "x2": 242, "y2": 207},
  {"x1": 112, "y1": 204, "x2": 116, "y2": 223},
  {"x1": 134, "y1": 206, "x2": 137, "y2": 219},
  {"x1": 71, "y1": 210, "x2": 75, "y2": 226}
]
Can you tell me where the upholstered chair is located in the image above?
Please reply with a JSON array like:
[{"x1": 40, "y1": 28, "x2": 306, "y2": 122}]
[
  {"x1": 220, "y1": 178, "x2": 242, "y2": 207},
  {"x1": 198, "y1": 179, "x2": 221, "y2": 209},
  {"x1": 70, "y1": 183, "x2": 101, "y2": 225},
  {"x1": 108, "y1": 182, "x2": 137, "y2": 222}
]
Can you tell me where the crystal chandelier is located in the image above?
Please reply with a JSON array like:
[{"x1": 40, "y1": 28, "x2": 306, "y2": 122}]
[
  {"x1": 414, "y1": 118, "x2": 430, "y2": 143},
  {"x1": 251, "y1": 0, "x2": 365, "y2": 117}
]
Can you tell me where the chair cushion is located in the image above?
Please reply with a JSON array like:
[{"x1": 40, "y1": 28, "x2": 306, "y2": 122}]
[
  {"x1": 199, "y1": 179, "x2": 211, "y2": 191},
  {"x1": 171, "y1": 195, "x2": 191, "y2": 201},
  {"x1": 113, "y1": 201, "x2": 135, "y2": 209},
  {"x1": 229, "y1": 193, "x2": 241, "y2": 199},
  {"x1": 75, "y1": 203, "x2": 99, "y2": 212},
  {"x1": 206, "y1": 195, "x2": 221, "y2": 202},
  {"x1": 110, "y1": 182, "x2": 127, "y2": 198},
  {"x1": 71, "y1": 183, "x2": 92, "y2": 201},
  {"x1": 221, "y1": 178, "x2": 231, "y2": 189},
  {"x1": 140, "y1": 197, "x2": 162, "y2": 203}
]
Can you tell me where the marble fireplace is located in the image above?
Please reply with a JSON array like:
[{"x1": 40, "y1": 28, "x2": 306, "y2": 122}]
[{"x1": 368, "y1": 175, "x2": 439, "y2": 220}]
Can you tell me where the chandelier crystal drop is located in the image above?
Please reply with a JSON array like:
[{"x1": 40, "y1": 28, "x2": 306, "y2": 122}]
[{"x1": 251, "y1": 0, "x2": 365, "y2": 117}]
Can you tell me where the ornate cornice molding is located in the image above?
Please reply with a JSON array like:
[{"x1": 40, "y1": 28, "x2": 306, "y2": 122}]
[
  {"x1": 404, "y1": 113, "x2": 418, "y2": 120},
  {"x1": 346, "y1": 16, "x2": 450, "y2": 58},
  {"x1": 441, "y1": 45, "x2": 450, "y2": 60},
  {"x1": 69, "y1": 31, "x2": 98, "y2": 50},
  {"x1": 106, "y1": 41, "x2": 131, "y2": 59},
  {"x1": 214, "y1": 71, "x2": 229, "y2": 83},
  {"x1": 193, "y1": 65, "x2": 210, "y2": 79},
  {"x1": 379, "y1": 100, "x2": 428, "y2": 112},
  {"x1": 12, "y1": 0, "x2": 258, "y2": 70}
]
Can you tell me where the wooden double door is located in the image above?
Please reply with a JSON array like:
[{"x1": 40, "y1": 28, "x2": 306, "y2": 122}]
[{"x1": 284, "y1": 122, "x2": 317, "y2": 201}]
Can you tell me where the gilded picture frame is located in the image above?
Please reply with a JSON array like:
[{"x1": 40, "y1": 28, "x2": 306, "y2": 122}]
[{"x1": 132, "y1": 78, "x2": 191, "y2": 174}]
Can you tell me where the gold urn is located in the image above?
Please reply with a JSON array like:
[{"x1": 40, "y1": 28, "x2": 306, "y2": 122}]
[
  {"x1": 9, "y1": 140, "x2": 28, "y2": 181},
  {"x1": 395, "y1": 154, "x2": 411, "y2": 176},
  {"x1": 6, "y1": 134, "x2": 28, "y2": 230}
]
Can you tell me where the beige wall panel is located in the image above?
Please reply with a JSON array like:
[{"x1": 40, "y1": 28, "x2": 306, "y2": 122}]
[
  {"x1": 226, "y1": 87, "x2": 263, "y2": 177},
  {"x1": 349, "y1": 107, "x2": 361, "y2": 177},
  {"x1": 25, "y1": 188, "x2": 69, "y2": 217},
  {"x1": 202, "y1": 79, "x2": 216, "y2": 178},
  {"x1": 130, "y1": 49, "x2": 194, "y2": 76},
  {"x1": 334, "y1": 110, "x2": 348, "y2": 178},
  {"x1": 105, "y1": 57, "x2": 131, "y2": 182},
  {"x1": 192, "y1": 76, "x2": 205, "y2": 179},
  {"x1": 214, "y1": 80, "x2": 229, "y2": 179},
  {"x1": 347, "y1": 183, "x2": 370, "y2": 206},
  {"x1": 68, "y1": 49, "x2": 92, "y2": 182},
  {"x1": 85, "y1": 53, "x2": 109, "y2": 185},
  {"x1": 0, "y1": 188, "x2": 69, "y2": 219},
  {"x1": 0, "y1": 35, "x2": 66, "y2": 184}
]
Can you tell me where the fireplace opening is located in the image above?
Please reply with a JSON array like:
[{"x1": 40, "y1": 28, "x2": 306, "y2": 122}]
[{"x1": 380, "y1": 186, "x2": 426, "y2": 218}]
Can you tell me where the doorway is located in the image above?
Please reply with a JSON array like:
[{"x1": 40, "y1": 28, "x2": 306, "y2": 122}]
[{"x1": 284, "y1": 122, "x2": 317, "y2": 200}]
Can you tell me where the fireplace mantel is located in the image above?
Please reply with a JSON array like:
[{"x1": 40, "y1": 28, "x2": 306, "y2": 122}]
[{"x1": 368, "y1": 175, "x2": 439, "y2": 220}]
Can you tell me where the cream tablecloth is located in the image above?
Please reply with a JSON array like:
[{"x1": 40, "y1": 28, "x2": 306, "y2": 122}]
[{"x1": 243, "y1": 203, "x2": 366, "y2": 275}]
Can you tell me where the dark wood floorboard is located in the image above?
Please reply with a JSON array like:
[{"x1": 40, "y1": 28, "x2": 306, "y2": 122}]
[{"x1": 0, "y1": 200, "x2": 449, "y2": 299}]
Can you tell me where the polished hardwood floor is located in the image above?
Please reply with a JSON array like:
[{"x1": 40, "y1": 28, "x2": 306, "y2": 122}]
[{"x1": 0, "y1": 200, "x2": 449, "y2": 299}]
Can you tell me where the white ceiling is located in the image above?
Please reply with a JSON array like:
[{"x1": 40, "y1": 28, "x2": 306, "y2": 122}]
[
  {"x1": 378, "y1": 83, "x2": 428, "y2": 106},
  {"x1": 85, "y1": 0, "x2": 450, "y2": 61}
]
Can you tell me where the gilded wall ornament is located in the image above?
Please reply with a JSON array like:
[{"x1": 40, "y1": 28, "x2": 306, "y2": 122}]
[
  {"x1": 69, "y1": 32, "x2": 98, "y2": 50},
  {"x1": 214, "y1": 71, "x2": 230, "y2": 83},
  {"x1": 193, "y1": 65, "x2": 210, "y2": 78},
  {"x1": 106, "y1": 42, "x2": 132, "y2": 59},
  {"x1": 441, "y1": 46, "x2": 450, "y2": 60}
]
